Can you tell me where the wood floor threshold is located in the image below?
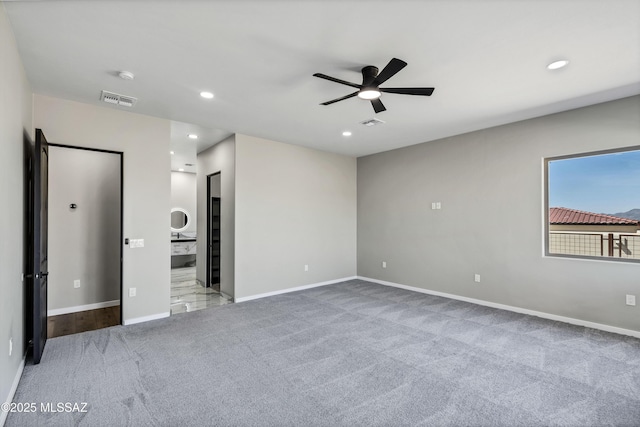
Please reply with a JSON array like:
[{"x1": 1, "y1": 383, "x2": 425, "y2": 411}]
[{"x1": 47, "y1": 305, "x2": 121, "y2": 338}]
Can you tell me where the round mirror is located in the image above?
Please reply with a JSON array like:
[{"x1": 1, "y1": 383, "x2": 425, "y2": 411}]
[{"x1": 170, "y1": 207, "x2": 191, "y2": 233}]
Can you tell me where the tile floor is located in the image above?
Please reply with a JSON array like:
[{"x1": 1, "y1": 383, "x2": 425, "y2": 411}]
[{"x1": 170, "y1": 267, "x2": 231, "y2": 315}]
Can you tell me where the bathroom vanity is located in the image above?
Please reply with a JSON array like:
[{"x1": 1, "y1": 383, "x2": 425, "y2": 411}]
[{"x1": 171, "y1": 207, "x2": 196, "y2": 268}]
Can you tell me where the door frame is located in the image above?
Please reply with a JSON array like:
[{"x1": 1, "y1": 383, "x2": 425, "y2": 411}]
[
  {"x1": 46, "y1": 142, "x2": 125, "y2": 326},
  {"x1": 206, "y1": 171, "x2": 221, "y2": 288}
]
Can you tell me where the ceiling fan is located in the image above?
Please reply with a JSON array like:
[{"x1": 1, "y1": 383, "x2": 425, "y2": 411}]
[{"x1": 313, "y1": 58, "x2": 434, "y2": 113}]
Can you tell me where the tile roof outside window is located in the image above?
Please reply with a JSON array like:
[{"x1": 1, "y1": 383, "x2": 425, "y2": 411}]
[{"x1": 549, "y1": 207, "x2": 639, "y2": 225}]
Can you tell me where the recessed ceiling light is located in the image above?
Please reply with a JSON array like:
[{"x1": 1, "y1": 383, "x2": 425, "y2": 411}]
[
  {"x1": 188, "y1": 134, "x2": 198, "y2": 139},
  {"x1": 170, "y1": 151, "x2": 175, "y2": 155},
  {"x1": 178, "y1": 168, "x2": 184, "y2": 172},
  {"x1": 358, "y1": 88, "x2": 381, "y2": 100},
  {"x1": 342, "y1": 131, "x2": 352, "y2": 137},
  {"x1": 200, "y1": 91, "x2": 214, "y2": 99},
  {"x1": 547, "y1": 60, "x2": 569, "y2": 70}
]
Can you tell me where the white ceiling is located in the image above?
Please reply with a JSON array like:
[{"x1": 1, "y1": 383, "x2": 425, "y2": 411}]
[{"x1": 4, "y1": 0, "x2": 640, "y2": 167}]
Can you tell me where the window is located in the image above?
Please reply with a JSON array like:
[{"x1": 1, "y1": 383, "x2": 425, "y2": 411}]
[{"x1": 545, "y1": 147, "x2": 640, "y2": 262}]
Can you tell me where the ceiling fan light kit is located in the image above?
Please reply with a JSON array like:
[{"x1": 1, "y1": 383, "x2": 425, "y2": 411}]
[
  {"x1": 358, "y1": 89, "x2": 381, "y2": 100},
  {"x1": 314, "y1": 58, "x2": 434, "y2": 113}
]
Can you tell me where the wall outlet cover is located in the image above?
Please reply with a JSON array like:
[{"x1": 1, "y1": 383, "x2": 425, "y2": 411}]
[
  {"x1": 474, "y1": 274, "x2": 481, "y2": 283},
  {"x1": 626, "y1": 294, "x2": 636, "y2": 306},
  {"x1": 129, "y1": 288, "x2": 137, "y2": 297}
]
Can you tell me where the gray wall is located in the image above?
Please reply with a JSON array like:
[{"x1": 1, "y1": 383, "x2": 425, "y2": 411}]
[
  {"x1": 34, "y1": 95, "x2": 171, "y2": 324},
  {"x1": 48, "y1": 146, "x2": 121, "y2": 312},
  {"x1": 234, "y1": 134, "x2": 357, "y2": 300},
  {"x1": 196, "y1": 135, "x2": 235, "y2": 298},
  {"x1": 0, "y1": 3, "x2": 32, "y2": 415},
  {"x1": 358, "y1": 95, "x2": 640, "y2": 332},
  {"x1": 210, "y1": 174, "x2": 221, "y2": 198},
  {"x1": 171, "y1": 171, "x2": 197, "y2": 234}
]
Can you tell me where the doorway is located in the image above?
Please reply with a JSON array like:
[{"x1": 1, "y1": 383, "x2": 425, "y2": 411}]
[
  {"x1": 207, "y1": 172, "x2": 221, "y2": 291},
  {"x1": 45, "y1": 143, "x2": 123, "y2": 338},
  {"x1": 170, "y1": 170, "x2": 228, "y2": 314},
  {"x1": 26, "y1": 132, "x2": 123, "y2": 363}
]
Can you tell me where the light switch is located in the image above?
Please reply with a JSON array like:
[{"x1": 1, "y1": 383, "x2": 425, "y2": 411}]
[{"x1": 130, "y1": 239, "x2": 145, "y2": 248}]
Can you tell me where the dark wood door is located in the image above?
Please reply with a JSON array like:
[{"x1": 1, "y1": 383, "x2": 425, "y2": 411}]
[{"x1": 32, "y1": 129, "x2": 49, "y2": 364}]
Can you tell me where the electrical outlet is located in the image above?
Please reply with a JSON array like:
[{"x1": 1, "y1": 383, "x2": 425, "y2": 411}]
[
  {"x1": 74, "y1": 279, "x2": 81, "y2": 288},
  {"x1": 474, "y1": 274, "x2": 481, "y2": 283},
  {"x1": 431, "y1": 202, "x2": 437, "y2": 210},
  {"x1": 304, "y1": 264, "x2": 309, "y2": 272},
  {"x1": 382, "y1": 261, "x2": 387, "y2": 268},
  {"x1": 626, "y1": 294, "x2": 636, "y2": 306},
  {"x1": 129, "y1": 288, "x2": 137, "y2": 297},
  {"x1": 436, "y1": 202, "x2": 441, "y2": 209},
  {"x1": 9, "y1": 337, "x2": 12, "y2": 356}
]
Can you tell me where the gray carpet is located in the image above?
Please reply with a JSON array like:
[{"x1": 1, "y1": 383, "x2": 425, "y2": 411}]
[{"x1": 7, "y1": 279, "x2": 640, "y2": 426}]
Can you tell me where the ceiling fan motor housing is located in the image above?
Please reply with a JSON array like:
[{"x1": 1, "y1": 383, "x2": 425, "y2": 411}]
[{"x1": 361, "y1": 66, "x2": 379, "y2": 86}]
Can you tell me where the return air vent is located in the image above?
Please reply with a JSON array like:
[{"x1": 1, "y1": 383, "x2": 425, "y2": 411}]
[
  {"x1": 360, "y1": 118, "x2": 385, "y2": 127},
  {"x1": 100, "y1": 90, "x2": 138, "y2": 108}
]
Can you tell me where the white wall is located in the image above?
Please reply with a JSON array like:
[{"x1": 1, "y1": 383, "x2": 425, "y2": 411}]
[
  {"x1": 358, "y1": 95, "x2": 640, "y2": 333},
  {"x1": 196, "y1": 135, "x2": 235, "y2": 297},
  {"x1": 0, "y1": 3, "x2": 32, "y2": 420},
  {"x1": 234, "y1": 134, "x2": 357, "y2": 300},
  {"x1": 34, "y1": 95, "x2": 171, "y2": 324},
  {"x1": 171, "y1": 171, "x2": 196, "y2": 234},
  {"x1": 48, "y1": 146, "x2": 121, "y2": 312}
]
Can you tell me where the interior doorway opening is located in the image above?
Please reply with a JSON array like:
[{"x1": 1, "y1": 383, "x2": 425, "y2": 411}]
[
  {"x1": 44, "y1": 142, "x2": 123, "y2": 339},
  {"x1": 170, "y1": 170, "x2": 228, "y2": 314},
  {"x1": 207, "y1": 172, "x2": 221, "y2": 291}
]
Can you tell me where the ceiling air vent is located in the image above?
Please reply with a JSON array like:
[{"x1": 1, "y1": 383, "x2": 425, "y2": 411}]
[
  {"x1": 100, "y1": 90, "x2": 138, "y2": 108},
  {"x1": 360, "y1": 118, "x2": 385, "y2": 127}
]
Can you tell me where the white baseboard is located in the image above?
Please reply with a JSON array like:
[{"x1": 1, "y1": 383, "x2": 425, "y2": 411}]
[
  {"x1": 358, "y1": 276, "x2": 640, "y2": 339},
  {"x1": 235, "y1": 276, "x2": 358, "y2": 303},
  {"x1": 1, "y1": 355, "x2": 25, "y2": 427},
  {"x1": 48, "y1": 300, "x2": 120, "y2": 317},
  {"x1": 123, "y1": 311, "x2": 170, "y2": 325}
]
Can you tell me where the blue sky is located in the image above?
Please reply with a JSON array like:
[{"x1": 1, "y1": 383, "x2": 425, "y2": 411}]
[{"x1": 548, "y1": 149, "x2": 640, "y2": 214}]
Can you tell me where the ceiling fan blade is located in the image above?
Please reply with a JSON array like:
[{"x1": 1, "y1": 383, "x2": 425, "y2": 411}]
[
  {"x1": 370, "y1": 98, "x2": 386, "y2": 113},
  {"x1": 320, "y1": 91, "x2": 358, "y2": 105},
  {"x1": 313, "y1": 73, "x2": 361, "y2": 89},
  {"x1": 380, "y1": 87, "x2": 435, "y2": 96},
  {"x1": 320, "y1": 91, "x2": 359, "y2": 106},
  {"x1": 373, "y1": 58, "x2": 407, "y2": 86}
]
